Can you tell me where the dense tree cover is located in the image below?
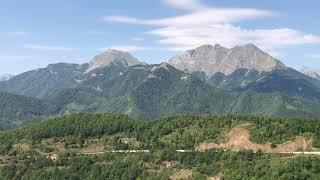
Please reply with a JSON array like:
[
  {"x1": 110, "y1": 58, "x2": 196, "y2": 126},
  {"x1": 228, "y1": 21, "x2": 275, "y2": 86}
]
[
  {"x1": 172, "y1": 151, "x2": 320, "y2": 179},
  {"x1": 0, "y1": 113, "x2": 320, "y2": 179},
  {"x1": 145, "y1": 114, "x2": 320, "y2": 148},
  {"x1": 1, "y1": 150, "x2": 320, "y2": 179},
  {"x1": 1, "y1": 113, "x2": 320, "y2": 150},
  {"x1": 0, "y1": 113, "x2": 144, "y2": 146},
  {"x1": 3, "y1": 62, "x2": 320, "y2": 129},
  {"x1": 0, "y1": 155, "x2": 147, "y2": 180},
  {"x1": 0, "y1": 92, "x2": 59, "y2": 130},
  {"x1": 249, "y1": 116, "x2": 320, "y2": 146}
]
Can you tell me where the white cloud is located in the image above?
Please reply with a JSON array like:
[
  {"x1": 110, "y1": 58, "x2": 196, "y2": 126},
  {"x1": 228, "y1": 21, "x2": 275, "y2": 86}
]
[
  {"x1": 103, "y1": 16, "x2": 148, "y2": 24},
  {"x1": 148, "y1": 25, "x2": 320, "y2": 51},
  {"x1": 99, "y1": 45, "x2": 150, "y2": 52},
  {"x1": 101, "y1": 0, "x2": 320, "y2": 55},
  {"x1": 24, "y1": 44, "x2": 79, "y2": 51},
  {"x1": 8, "y1": 31, "x2": 26, "y2": 36},
  {"x1": 103, "y1": 8, "x2": 274, "y2": 26}
]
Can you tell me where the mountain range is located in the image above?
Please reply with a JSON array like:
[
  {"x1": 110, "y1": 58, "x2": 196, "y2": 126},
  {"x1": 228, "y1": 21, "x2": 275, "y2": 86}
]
[
  {"x1": 168, "y1": 44, "x2": 287, "y2": 77},
  {"x1": 169, "y1": 44, "x2": 320, "y2": 102},
  {"x1": 1, "y1": 44, "x2": 320, "y2": 129}
]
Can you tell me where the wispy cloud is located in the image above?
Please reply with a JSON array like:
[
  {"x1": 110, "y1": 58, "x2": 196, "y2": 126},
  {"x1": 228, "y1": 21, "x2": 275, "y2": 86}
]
[
  {"x1": 102, "y1": 0, "x2": 320, "y2": 54},
  {"x1": 0, "y1": 55, "x2": 32, "y2": 60},
  {"x1": 8, "y1": 31, "x2": 26, "y2": 36},
  {"x1": 148, "y1": 25, "x2": 320, "y2": 51},
  {"x1": 103, "y1": 8, "x2": 274, "y2": 26},
  {"x1": 24, "y1": 44, "x2": 79, "y2": 51}
]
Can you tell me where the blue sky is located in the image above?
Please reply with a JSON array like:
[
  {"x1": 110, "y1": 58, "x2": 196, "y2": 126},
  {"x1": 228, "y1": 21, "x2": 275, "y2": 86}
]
[{"x1": 0, "y1": 0, "x2": 320, "y2": 75}]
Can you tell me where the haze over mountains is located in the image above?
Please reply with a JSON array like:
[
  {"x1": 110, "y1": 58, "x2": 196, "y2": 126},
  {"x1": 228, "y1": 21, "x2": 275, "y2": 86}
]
[
  {"x1": 301, "y1": 67, "x2": 320, "y2": 80},
  {"x1": 1, "y1": 44, "x2": 320, "y2": 129},
  {"x1": 0, "y1": 74, "x2": 14, "y2": 82}
]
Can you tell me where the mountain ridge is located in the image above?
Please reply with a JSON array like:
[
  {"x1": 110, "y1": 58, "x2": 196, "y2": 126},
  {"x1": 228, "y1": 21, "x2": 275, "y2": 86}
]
[
  {"x1": 41, "y1": 62, "x2": 320, "y2": 120},
  {"x1": 0, "y1": 45, "x2": 320, "y2": 129},
  {"x1": 166, "y1": 44, "x2": 320, "y2": 103},
  {"x1": 168, "y1": 44, "x2": 287, "y2": 77},
  {"x1": 0, "y1": 74, "x2": 14, "y2": 82},
  {"x1": 301, "y1": 67, "x2": 320, "y2": 80},
  {"x1": 85, "y1": 49, "x2": 144, "y2": 73}
]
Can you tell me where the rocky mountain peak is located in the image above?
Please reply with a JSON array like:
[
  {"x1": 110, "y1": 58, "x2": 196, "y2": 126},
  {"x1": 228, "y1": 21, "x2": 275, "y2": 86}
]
[
  {"x1": 242, "y1": 43, "x2": 259, "y2": 49},
  {"x1": 168, "y1": 44, "x2": 287, "y2": 77},
  {"x1": 214, "y1": 44, "x2": 226, "y2": 49},
  {"x1": 196, "y1": 44, "x2": 214, "y2": 50},
  {"x1": 85, "y1": 49, "x2": 143, "y2": 73},
  {"x1": 193, "y1": 44, "x2": 227, "y2": 52}
]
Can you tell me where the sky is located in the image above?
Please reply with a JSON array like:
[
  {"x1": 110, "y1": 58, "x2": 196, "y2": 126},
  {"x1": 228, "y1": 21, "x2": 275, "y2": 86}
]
[{"x1": 0, "y1": 0, "x2": 320, "y2": 75}]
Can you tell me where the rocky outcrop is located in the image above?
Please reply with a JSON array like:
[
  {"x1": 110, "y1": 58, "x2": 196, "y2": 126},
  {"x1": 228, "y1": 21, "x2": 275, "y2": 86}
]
[
  {"x1": 85, "y1": 49, "x2": 143, "y2": 73},
  {"x1": 168, "y1": 44, "x2": 287, "y2": 78}
]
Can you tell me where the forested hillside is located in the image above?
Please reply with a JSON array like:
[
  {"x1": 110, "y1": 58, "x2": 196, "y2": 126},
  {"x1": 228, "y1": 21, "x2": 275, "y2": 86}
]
[
  {"x1": 0, "y1": 113, "x2": 320, "y2": 179},
  {"x1": 41, "y1": 63, "x2": 320, "y2": 120},
  {"x1": 0, "y1": 92, "x2": 59, "y2": 130},
  {"x1": 2, "y1": 113, "x2": 320, "y2": 149},
  {"x1": 1, "y1": 48, "x2": 320, "y2": 128}
]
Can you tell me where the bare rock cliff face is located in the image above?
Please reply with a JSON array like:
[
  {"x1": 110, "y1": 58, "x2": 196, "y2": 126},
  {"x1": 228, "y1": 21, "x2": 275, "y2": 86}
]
[
  {"x1": 168, "y1": 44, "x2": 287, "y2": 77},
  {"x1": 85, "y1": 49, "x2": 143, "y2": 73}
]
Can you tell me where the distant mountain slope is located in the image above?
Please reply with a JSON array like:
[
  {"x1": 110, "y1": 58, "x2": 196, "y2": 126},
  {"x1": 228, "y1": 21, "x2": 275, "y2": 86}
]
[
  {"x1": 42, "y1": 63, "x2": 320, "y2": 120},
  {"x1": 301, "y1": 67, "x2": 320, "y2": 80},
  {"x1": 85, "y1": 49, "x2": 143, "y2": 73},
  {"x1": 1, "y1": 47, "x2": 320, "y2": 126},
  {"x1": 0, "y1": 74, "x2": 14, "y2": 82},
  {"x1": 209, "y1": 68, "x2": 320, "y2": 102},
  {"x1": 125, "y1": 65, "x2": 320, "y2": 119},
  {"x1": 0, "y1": 63, "x2": 88, "y2": 98},
  {"x1": 0, "y1": 50, "x2": 144, "y2": 98},
  {"x1": 0, "y1": 92, "x2": 59, "y2": 130},
  {"x1": 168, "y1": 44, "x2": 286, "y2": 77},
  {"x1": 169, "y1": 44, "x2": 320, "y2": 103}
]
